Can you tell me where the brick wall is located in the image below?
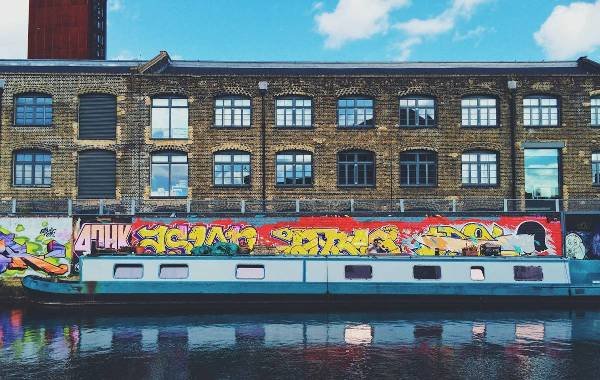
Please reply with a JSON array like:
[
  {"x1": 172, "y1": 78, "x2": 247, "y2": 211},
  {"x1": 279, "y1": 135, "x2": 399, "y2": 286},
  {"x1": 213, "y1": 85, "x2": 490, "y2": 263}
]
[{"x1": 1, "y1": 69, "x2": 599, "y2": 203}]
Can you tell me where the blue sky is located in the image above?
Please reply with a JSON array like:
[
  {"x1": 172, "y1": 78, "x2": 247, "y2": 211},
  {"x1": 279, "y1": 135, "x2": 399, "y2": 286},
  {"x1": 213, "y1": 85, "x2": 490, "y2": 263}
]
[{"x1": 2, "y1": 0, "x2": 600, "y2": 61}]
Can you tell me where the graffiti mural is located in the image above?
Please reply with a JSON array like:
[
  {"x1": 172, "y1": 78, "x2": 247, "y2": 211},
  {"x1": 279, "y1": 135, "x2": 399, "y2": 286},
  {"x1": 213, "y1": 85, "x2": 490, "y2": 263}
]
[
  {"x1": 74, "y1": 216, "x2": 562, "y2": 257},
  {"x1": 0, "y1": 218, "x2": 72, "y2": 277},
  {"x1": 565, "y1": 215, "x2": 600, "y2": 260}
]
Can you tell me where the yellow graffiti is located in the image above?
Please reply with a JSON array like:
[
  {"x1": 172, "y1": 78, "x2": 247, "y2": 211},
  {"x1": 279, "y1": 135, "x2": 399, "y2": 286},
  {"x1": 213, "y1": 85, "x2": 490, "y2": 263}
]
[
  {"x1": 133, "y1": 224, "x2": 257, "y2": 254},
  {"x1": 270, "y1": 225, "x2": 400, "y2": 255}
]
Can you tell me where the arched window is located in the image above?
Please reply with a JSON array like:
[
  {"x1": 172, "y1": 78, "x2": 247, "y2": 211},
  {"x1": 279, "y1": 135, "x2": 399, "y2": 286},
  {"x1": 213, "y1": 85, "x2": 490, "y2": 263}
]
[
  {"x1": 14, "y1": 93, "x2": 53, "y2": 126},
  {"x1": 213, "y1": 151, "x2": 251, "y2": 186},
  {"x1": 461, "y1": 151, "x2": 497, "y2": 186},
  {"x1": 214, "y1": 96, "x2": 251, "y2": 127},
  {"x1": 400, "y1": 150, "x2": 437, "y2": 187},
  {"x1": 591, "y1": 96, "x2": 599, "y2": 127},
  {"x1": 276, "y1": 151, "x2": 313, "y2": 186},
  {"x1": 461, "y1": 96, "x2": 497, "y2": 127},
  {"x1": 151, "y1": 96, "x2": 188, "y2": 139},
  {"x1": 337, "y1": 97, "x2": 374, "y2": 127},
  {"x1": 399, "y1": 96, "x2": 435, "y2": 127},
  {"x1": 337, "y1": 150, "x2": 375, "y2": 186},
  {"x1": 151, "y1": 151, "x2": 188, "y2": 197},
  {"x1": 13, "y1": 150, "x2": 51, "y2": 187},
  {"x1": 276, "y1": 97, "x2": 312, "y2": 127},
  {"x1": 523, "y1": 95, "x2": 559, "y2": 127}
]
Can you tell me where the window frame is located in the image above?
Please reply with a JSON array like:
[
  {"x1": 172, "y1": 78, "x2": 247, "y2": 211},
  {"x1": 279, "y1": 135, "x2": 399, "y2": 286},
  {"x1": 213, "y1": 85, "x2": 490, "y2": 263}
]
[
  {"x1": 460, "y1": 95, "x2": 499, "y2": 128},
  {"x1": 213, "y1": 95, "x2": 252, "y2": 128},
  {"x1": 77, "y1": 93, "x2": 117, "y2": 140},
  {"x1": 150, "y1": 95, "x2": 189, "y2": 140},
  {"x1": 14, "y1": 93, "x2": 53, "y2": 127},
  {"x1": 592, "y1": 152, "x2": 600, "y2": 186},
  {"x1": 150, "y1": 151, "x2": 189, "y2": 198},
  {"x1": 275, "y1": 96, "x2": 313, "y2": 128},
  {"x1": 337, "y1": 96, "x2": 375, "y2": 128},
  {"x1": 592, "y1": 96, "x2": 600, "y2": 127},
  {"x1": 275, "y1": 150, "x2": 313, "y2": 187},
  {"x1": 12, "y1": 150, "x2": 52, "y2": 188},
  {"x1": 522, "y1": 94, "x2": 560, "y2": 128},
  {"x1": 213, "y1": 150, "x2": 252, "y2": 188},
  {"x1": 399, "y1": 150, "x2": 437, "y2": 187},
  {"x1": 461, "y1": 150, "x2": 499, "y2": 187},
  {"x1": 398, "y1": 95, "x2": 437, "y2": 128},
  {"x1": 337, "y1": 150, "x2": 376, "y2": 187}
]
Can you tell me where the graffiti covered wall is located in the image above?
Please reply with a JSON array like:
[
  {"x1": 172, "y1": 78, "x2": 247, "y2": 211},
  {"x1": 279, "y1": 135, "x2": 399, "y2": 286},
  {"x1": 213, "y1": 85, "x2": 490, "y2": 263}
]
[
  {"x1": 565, "y1": 215, "x2": 600, "y2": 260},
  {"x1": 74, "y1": 216, "x2": 562, "y2": 257},
  {"x1": 0, "y1": 218, "x2": 72, "y2": 278}
]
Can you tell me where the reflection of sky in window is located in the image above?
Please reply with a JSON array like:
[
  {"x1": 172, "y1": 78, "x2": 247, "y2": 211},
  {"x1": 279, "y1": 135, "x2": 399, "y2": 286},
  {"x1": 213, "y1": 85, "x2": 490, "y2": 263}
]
[{"x1": 525, "y1": 149, "x2": 559, "y2": 198}]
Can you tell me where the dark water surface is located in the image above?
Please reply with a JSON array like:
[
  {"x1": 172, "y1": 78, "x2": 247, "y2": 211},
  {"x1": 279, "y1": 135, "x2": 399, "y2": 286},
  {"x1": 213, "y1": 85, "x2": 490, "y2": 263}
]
[{"x1": 2, "y1": 307, "x2": 600, "y2": 379}]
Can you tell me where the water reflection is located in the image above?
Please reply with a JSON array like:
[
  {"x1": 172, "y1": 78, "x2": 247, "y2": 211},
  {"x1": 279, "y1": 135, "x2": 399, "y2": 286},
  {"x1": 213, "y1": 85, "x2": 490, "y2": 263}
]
[{"x1": 1, "y1": 308, "x2": 600, "y2": 379}]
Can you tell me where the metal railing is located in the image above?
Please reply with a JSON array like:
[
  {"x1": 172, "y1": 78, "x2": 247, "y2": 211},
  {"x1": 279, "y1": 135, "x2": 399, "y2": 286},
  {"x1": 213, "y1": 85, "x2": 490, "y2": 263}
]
[{"x1": 1, "y1": 198, "x2": 599, "y2": 216}]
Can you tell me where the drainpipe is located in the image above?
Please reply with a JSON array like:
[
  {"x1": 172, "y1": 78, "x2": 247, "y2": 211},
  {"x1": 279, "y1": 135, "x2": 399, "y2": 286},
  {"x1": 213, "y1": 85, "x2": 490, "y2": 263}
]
[
  {"x1": 508, "y1": 80, "x2": 518, "y2": 202},
  {"x1": 258, "y1": 81, "x2": 269, "y2": 213}
]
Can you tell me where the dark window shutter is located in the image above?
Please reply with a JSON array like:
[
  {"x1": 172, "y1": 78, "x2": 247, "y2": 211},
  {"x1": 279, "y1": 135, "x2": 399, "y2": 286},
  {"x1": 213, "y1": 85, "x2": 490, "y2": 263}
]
[
  {"x1": 79, "y1": 94, "x2": 116, "y2": 139},
  {"x1": 78, "y1": 150, "x2": 116, "y2": 199}
]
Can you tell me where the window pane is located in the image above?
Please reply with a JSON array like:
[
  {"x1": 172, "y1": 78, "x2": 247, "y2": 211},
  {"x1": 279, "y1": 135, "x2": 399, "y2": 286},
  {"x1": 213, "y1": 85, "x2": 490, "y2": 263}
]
[
  {"x1": 151, "y1": 108, "x2": 170, "y2": 138},
  {"x1": 170, "y1": 108, "x2": 188, "y2": 138}
]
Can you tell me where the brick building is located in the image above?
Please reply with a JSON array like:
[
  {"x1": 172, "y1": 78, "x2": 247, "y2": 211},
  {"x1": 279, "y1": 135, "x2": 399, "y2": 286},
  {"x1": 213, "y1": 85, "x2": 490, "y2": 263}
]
[{"x1": 1, "y1": 51, "x2": 600, "y2": 213}]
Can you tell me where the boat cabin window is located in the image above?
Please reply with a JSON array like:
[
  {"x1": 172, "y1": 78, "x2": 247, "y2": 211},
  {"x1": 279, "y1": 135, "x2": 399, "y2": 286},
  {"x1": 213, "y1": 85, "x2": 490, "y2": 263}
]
[
  {"x1": 345, "y1": 265, "x2": 373, "y2": 280},
  {"x1": 471, "y1": 266, "x2": 485, "y2": 281},
  {"x1": 413, "y1": 265, "x2": 441, "y2": 280},
  {"x1": 159, "y1": 264, "x2": 189, "y2": 279},
  {"x1": 236, "y1": 264, "x2": 265, "y2": 279},
  {"x1": 514, "y1": 266, "x2": 544, "y2": 281},
  {"x1": 113, "y1": 264, "x2": 143, "y2": 279}
]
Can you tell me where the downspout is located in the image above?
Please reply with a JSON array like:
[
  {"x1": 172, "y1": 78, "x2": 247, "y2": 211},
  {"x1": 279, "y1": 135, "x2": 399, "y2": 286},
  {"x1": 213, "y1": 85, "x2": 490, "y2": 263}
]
[
  {"x1": 508, "y1": 80, "x2": 518, "y2": 202},
  {"x1": 259, "y1": 81, "x2": 268, "y2": 213}
]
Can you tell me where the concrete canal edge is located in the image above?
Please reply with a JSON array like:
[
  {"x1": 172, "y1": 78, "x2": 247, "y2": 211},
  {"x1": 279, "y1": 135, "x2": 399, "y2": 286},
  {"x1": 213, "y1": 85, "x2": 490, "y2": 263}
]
[{"x1": 0, "y1": 278, "x2": 26, "y2": 303}]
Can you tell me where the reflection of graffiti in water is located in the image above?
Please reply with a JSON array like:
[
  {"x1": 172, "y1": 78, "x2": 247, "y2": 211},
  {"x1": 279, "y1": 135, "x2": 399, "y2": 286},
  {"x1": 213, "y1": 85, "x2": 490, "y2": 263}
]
[{"x1": 0, "y1": 219, "x2": 71, "y2": 277}]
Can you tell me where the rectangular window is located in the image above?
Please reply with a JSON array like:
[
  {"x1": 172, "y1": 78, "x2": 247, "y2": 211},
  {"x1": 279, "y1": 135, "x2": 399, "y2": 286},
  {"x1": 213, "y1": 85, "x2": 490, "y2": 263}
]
[
  {"x1": 151, "y1": 97, "x2": 188, "y2": 139},
  {"x1": 461, "y1": 97, "x2": 497, "y2": 127},
  {"x1": 400, "y1": 151, "x2": 436, "y2": 186},
  {"x1": 159, "y1": 264, "x2": 189, "y2": 279},
  {"x1": 14, "y1": 151, "x2": 51, "y2": 187},
  {"x1": 523, "y1": 96, "x2": 559, "y2": 126},
  {"x1": 593, "y1": 153, "x2": 600, "y2": 185},
  {"x1": 524, "y1": 149, "x2": 560, "y2": 199},
  {"x1": 15, "y1": 94, "x2": 53, "y2": 126},
  {"x1": 214, "y1": 151, "x2": 251, "y2": 186},
  {"x1": 276, "y1": 151, "x2": 313, "y2": 186},
  {"x1": 592, "y1": 98, "x2": 600, "y2": 126},
  {"x1": 413, "y1": 265, "x2": 441, "y2": 280},
  {"x1": 113, "y1": 264, "x2": 143, "y2": 279},
  {"x1": 399, "y1": 97, "x2": 435, "y2": 127},
  {"x1": 338, "y1": 98, "x2": 374, "y2": 127},
  {"x1": 345, "y1": 265, "x2": 373, "y2": 279},
  {"x1": 215, "y1": 97, "x2": 251, "y2": 127},
  {"x1": 514, "y1": 266, "x2": 544, "y2": 281},
  {"x1": 461, "y1": 152, "x2": 497, "y2": 186},
  {"x1": 338, "y1": 151, "x2": 375, "y2": 186},
  {"x1": 471, "y1": 266, "x2": 485, "y2": 281},
  {"x1": 151, "y1": 152, "x2": 188, "y2": 197},
  {"x1": 79, "y1": 94, "x2": 117, "y2": 139},
  {"x1": 236, "y1": 264, "x2": 265, "y2": 279},
  {"x1": 276, "y1": 97, "x2": 312, "y2": 127}
]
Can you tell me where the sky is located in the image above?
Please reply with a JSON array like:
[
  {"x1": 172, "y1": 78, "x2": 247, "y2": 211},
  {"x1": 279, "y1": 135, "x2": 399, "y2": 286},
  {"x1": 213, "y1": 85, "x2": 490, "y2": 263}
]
[{"x1": 1, "y1": 0, "x2": 600, "y2": 62}]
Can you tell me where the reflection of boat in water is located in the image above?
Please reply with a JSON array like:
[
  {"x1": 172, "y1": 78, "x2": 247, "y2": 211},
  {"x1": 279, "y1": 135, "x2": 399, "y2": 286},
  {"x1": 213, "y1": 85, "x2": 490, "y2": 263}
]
[{"x1": 21, "y1": 255, "x2": 600, "y2": 306}]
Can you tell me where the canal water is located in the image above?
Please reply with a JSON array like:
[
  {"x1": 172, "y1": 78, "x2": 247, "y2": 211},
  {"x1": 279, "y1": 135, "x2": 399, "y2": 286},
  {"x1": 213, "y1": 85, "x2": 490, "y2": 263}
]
[{"x1": 2, "y1": 308, "x2": 600, "y2": 379}]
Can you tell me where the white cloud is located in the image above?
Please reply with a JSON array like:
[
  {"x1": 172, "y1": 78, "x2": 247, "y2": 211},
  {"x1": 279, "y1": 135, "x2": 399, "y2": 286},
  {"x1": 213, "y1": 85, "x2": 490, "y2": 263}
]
[
  {"x1": 392, "y1": 0, "x2": 490, "y2": 60},
  {"x1": 108, "y1": 0, "x2": 124, "y2": 12},
  {"x1": 0, "y1": 0, "x2": 28, "y2": 59},
  {"x1": 315, "y1": 0, "x2": 410, "y2": 49},
  {"x1": 534, "y1": 1, "x2": 600, "y2": 60},
  {"x1": 453, "y1": 25, "x2": 492, "y2": 43},
  {"x1": 111, "y1": 50, "x2": 136, "y2": 60}
]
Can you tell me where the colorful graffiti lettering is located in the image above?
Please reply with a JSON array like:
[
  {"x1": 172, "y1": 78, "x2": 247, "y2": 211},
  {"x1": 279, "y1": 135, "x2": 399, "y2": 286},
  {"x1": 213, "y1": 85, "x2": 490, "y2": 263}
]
[
  {"x1": 73, "y1": 216, "x2": 562, "y2": 257},
  {"x1": 0, "y1": 218, "x2": 72, "y2": 277}
]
